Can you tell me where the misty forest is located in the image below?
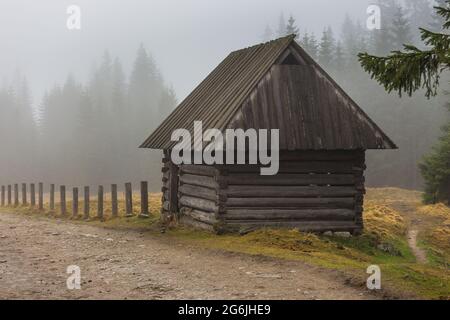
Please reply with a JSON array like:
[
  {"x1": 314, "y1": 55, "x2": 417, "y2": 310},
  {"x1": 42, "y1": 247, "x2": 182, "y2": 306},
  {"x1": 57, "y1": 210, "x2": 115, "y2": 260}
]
[{"x1": 0, "y1": 0, "x2": 449, "y2": 194}]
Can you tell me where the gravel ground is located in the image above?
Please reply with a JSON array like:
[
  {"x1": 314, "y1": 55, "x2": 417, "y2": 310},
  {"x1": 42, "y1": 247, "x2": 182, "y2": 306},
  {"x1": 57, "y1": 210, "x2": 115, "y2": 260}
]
[{"x1": 0, "y1": 211, "x2": 372, "y2": 300}]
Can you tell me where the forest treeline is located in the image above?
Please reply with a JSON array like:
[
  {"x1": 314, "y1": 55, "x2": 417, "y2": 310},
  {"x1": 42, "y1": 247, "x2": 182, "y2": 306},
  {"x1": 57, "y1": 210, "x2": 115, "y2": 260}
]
[
  {"x1": 264, "y1": 0, "x2": 449, "y2": 190},
  {"x1": 0, "y1": 0, "x2": 449, "y2": 191},
  {"x1": 0, "y1": 45, "x2": 176, "y2": 189}
]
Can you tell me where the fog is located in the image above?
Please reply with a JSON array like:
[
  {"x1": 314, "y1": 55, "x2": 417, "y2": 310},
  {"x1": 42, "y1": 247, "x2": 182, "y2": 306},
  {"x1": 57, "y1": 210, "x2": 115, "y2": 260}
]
[
  {"x1": 0, "y1": 0, "x2": 368, "y2": 104},
  {"x1": 0, "y1": 0, "x2": 448, "y2": 191}
]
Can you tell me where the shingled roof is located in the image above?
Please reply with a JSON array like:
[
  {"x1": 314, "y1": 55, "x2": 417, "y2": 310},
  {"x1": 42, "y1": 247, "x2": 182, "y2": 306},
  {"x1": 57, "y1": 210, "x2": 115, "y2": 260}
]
[{"x1": 140, "y1": 35, "x2": 396, "y2": 150}]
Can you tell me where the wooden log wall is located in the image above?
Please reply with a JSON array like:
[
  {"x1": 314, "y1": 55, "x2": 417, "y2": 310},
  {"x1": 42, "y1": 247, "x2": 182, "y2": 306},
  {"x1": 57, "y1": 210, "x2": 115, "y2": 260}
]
[
  {"x1": 215, "y1": 150, "x2": 366, "y2": 234},
  {"x1": 177, "y1": 163, "x2": 221, "y2": 232}
]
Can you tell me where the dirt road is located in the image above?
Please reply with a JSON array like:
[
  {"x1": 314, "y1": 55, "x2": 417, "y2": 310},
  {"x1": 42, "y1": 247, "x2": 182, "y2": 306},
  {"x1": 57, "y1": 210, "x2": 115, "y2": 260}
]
[{"x1": 0, "y1": 211, "x2": 371, "y2": 300}]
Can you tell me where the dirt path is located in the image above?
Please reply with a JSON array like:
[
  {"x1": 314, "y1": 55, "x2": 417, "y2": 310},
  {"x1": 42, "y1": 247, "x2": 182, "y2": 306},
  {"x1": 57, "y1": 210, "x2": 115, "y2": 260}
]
[
  {"x1": 389, "y1": 202, "x2": 428, "y2": 264},
  {"x1": 0, "y1": 211, "x2": 371, "y2": 300},
  {"x1": 407, "y1": 230, "x2": 427, "y2": 264}
]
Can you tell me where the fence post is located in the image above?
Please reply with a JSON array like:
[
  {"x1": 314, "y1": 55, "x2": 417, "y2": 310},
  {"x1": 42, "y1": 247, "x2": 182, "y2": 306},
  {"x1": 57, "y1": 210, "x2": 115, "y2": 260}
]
[
  {"x1": 139, "y1": 181, "x2": 149, "y2": 218},
  {"x1": 7, "y1": 185, "x2": 11, "y2": 205},
  {"x1": 111, "y1": 184, "x2": 118, "y2": 218},
  {"x1": 30, "y1": 183, "x2": 35, "y2": 207},
  {"x1": 84, "y1": 186, "x2": 90, "y2": 220},
  {"x1": 97, "y1": 186, "x2": 104, "y2": 220},
  {"x1": 50, "y1": 184, "x2": 55, "y2": 211},
  {"x1": 60, "y1": 185, "x2": 66, "y2": 216},
  {"x1": 72, "y1": 187, "x2": 78, "y2": 218},
  {"x1": 38, "y1": 183, "x2": 44, "y2": 210},
  {"x1": 125, "y1": 182, "x2": 133, "y2": 217},
  {"x1": 22, "y1": 183, "x2": 27, "y2": 206},
  {"x1": 1, "y1": 186, "x2": 4, "y2": 206},
  {"x1": 14, "y1": 184, "x2": 19, "y2": 207}
]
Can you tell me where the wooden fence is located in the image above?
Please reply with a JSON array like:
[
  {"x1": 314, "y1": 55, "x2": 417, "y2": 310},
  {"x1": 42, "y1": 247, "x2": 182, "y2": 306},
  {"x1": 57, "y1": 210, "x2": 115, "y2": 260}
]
[{"x1": 0, "y1": 181, "x2": 151, "y2": 220}]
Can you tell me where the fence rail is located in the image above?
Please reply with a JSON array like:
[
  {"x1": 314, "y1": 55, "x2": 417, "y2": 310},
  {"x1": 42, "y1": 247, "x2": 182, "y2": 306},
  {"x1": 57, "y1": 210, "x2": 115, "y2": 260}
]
[{"x1": 0, "y1": 182, "x2": 151, "y2": 220}]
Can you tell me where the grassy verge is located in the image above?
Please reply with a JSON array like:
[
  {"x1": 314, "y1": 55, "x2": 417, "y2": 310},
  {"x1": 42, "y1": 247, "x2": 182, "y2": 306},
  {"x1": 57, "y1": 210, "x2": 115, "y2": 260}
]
[{"x1": 3, "y1": 188, "x2": 449, "y2": 299}]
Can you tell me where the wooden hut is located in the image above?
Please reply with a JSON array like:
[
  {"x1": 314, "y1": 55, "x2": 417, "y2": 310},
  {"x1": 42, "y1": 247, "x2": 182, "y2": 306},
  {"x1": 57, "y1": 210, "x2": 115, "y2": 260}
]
[{"x1": 140, "y1": 35, "x2": 397, "y2": 234}]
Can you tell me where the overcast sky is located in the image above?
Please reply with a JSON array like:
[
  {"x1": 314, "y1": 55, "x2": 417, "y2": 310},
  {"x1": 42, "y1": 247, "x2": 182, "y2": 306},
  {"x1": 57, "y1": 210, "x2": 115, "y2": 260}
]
[{"x1": 0, "y1": 0, "x2": 372, "y2": 105}]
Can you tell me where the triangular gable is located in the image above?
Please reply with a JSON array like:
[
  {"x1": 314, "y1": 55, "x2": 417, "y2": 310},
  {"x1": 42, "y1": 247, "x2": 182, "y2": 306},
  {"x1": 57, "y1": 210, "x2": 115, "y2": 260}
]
[{"x1": 140, "y1": 35, "x2": 396, "y2": 150}]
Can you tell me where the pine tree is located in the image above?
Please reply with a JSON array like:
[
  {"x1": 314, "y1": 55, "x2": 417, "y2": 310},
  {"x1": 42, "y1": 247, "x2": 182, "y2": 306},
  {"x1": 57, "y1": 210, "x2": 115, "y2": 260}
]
[
  {"x1": 406, "y1": 0, "x2": 434, "y2": 43},
  {"x1": 420, "y1": 103, "x2": 450, "y2": 204},
  {"x1": 159, "y1": 86, "x2": 177, "y2": 120},
  {"x1": 333, "y1": 41, "x2": 345, "y2": 74},
  {"x1": 318, "y1": 26, "x2": 335, "y2": 68},
  {"x1": 430, "y1": 0, "x2": 449, "y2": 32},
  {"x1": 300, "y1": 31, "x2": 318, "y2": 60},
  {"x1": 308, "y1": 33, "x2": 319, "y2": 60},
  {"x1": 359, "y1": 2, "x2": 450, "y2": 98},
  {"x1": 285, "y1": 15, "x2": 299, "y2": 38},
  {"x1": 390, "y1": 5, "x2": 412, "y2": 49},
  {"x1": 359, "y1": 1, "x2": 450, "y2": 203}
]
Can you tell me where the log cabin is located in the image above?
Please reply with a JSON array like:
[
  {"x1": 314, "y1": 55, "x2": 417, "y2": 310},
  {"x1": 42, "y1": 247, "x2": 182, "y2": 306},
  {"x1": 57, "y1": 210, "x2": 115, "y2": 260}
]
[{"x1": 140, "y1": 35, "x2": 397, "y2": 234}]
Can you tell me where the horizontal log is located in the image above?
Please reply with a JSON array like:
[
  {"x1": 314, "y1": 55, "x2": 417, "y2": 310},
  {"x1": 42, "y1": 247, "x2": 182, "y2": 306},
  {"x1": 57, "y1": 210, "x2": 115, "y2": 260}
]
[
  {"x1": 180, "y1": 164, "x2": 218, "y2": 177},
  {"x1": 226, "y1": 186, "x2": 357, "y2": 198},
  {"x1": 220, "y1": 162, "x2": 361, "y2": 174},
  {"x1": 226, "y1": 173, "x2": 355, "y2": 186},
  {"x1": 179, "y1": 184, "x2": 217, "y2": 202},
  {"x1": 180, "y1": 174, "x2": 217, "y2": 189},
  {"x1": 179, "y1": 215, "x2": 216, "y2": 232},
  {"x1": 179, "y1": 195, "x2": 218, "y2": 213},
  {"x1": 279, "y1": 150, "x2": 364, "y2": 161},
  {"x1": 225, "y1": 209, "x2": 355, "y2": 221},
  {"x1": 226, "y1": 197, "x2": 355, "y2": 208},
  {"x1": 181, "y1": 208, "x2": 218, "y2": 224}
]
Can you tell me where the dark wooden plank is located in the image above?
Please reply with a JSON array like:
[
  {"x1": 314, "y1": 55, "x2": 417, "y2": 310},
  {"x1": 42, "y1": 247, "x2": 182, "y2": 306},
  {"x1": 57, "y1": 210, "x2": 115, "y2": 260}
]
[
  {"x1": 224, "y1": 162, "x2": 359, "y2": 174},
  {"x1": 38, "y1": 183, "x2": 44, "y2": 210},
  {"x1": 180, "y1": 174, "x2": 218, "y2": 189},
  {"x1": 168, "y1": 162, "x2": 179, "y2": 213},
  {"x1": 72, "y1": 187, "x2": 79, "y2": 218},
  {"x1": 179, "y1": 195, "x2": 218, "y2": 213},
  {"x1": 140, "y1": 181, "x2": 149, "y2": 216},
  {"x1": 97, "y1": 186, "x2": 104, "y2": 220},
  {"x1": 125, "y1": 183, "x2": 133, "y2": 217},
  {"x1": 226, "y1": 186, "x2": 357, "y2": 198},
  {"x1": 226, "y1": 197, "x2": 355, "y2": 208},
  {"x1": 84, "y1": 186, "x2": 90, "y2": 219},
  {"x1": 225, "y1": 208, "x2": 355, "y2": 221},
  {"x1": 226, "y1": 173, "x2": 355, "y2": 186},
  {"x1": 181, "y1": 208, "x2": 218, "y2": 224},
  {"x1": 180, "y1": 164, "x2": 218, "y2": 177},
  {"x1": 111, "y1": 184, "x2": 118, "y2": 217},
  {"x1": 179, "y1": 184, "x2": 217, "y2": 202},
  {"x1": 21, "y1": 183, "x2": 27, "y2": 205},
  {"x1": 60, "y1": 185, "x2": 66, "y2": 216},
  {"x1": 50, "y1": 184, "x2": 55, "y2": 211}
]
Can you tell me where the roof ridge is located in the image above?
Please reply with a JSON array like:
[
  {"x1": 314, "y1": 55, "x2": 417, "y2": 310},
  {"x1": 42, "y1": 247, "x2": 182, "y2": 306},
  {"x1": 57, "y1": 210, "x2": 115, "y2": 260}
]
[{"x1": 230, "y1": 34, "x2": 296, "y2": 55}]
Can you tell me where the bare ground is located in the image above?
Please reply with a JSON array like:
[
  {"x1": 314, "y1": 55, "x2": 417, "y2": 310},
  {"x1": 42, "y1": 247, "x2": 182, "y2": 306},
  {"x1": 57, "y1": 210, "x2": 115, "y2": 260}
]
[{"x1": 0, "y1": 211, "x2": 372, "y2": 300}]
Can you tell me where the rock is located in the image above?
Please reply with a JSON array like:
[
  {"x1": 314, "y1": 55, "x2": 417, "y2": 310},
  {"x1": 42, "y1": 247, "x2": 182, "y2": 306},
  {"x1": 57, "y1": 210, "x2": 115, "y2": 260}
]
[
  {"x1": 323, "y1": 231, "x2": 333, "y2": 236},
  {"x1": 334, "y1": 232, "x2": 352, "y2": 238},
  {"x1": 377, "y1": 242, "x2": 402, "y2": 256}
]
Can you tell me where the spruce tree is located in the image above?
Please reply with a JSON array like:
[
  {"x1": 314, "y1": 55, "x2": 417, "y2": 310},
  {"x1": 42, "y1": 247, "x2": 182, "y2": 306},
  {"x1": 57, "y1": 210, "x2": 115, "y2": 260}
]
[
  {"x1": 420, "y1": 103, "x2": 450, "y2": 204},
  {"x1": 285, "y1": 15, "x2": 299, "y2": 38},
  {"x1": 390, "y1": 5, "x2": 412, "y2": 50},
  {"x1": 359, "y1": 1, "x2": 450, "y2": 203},
  {"x1": 318, "y1": 26, "x2": 335, "y2": 68}
]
